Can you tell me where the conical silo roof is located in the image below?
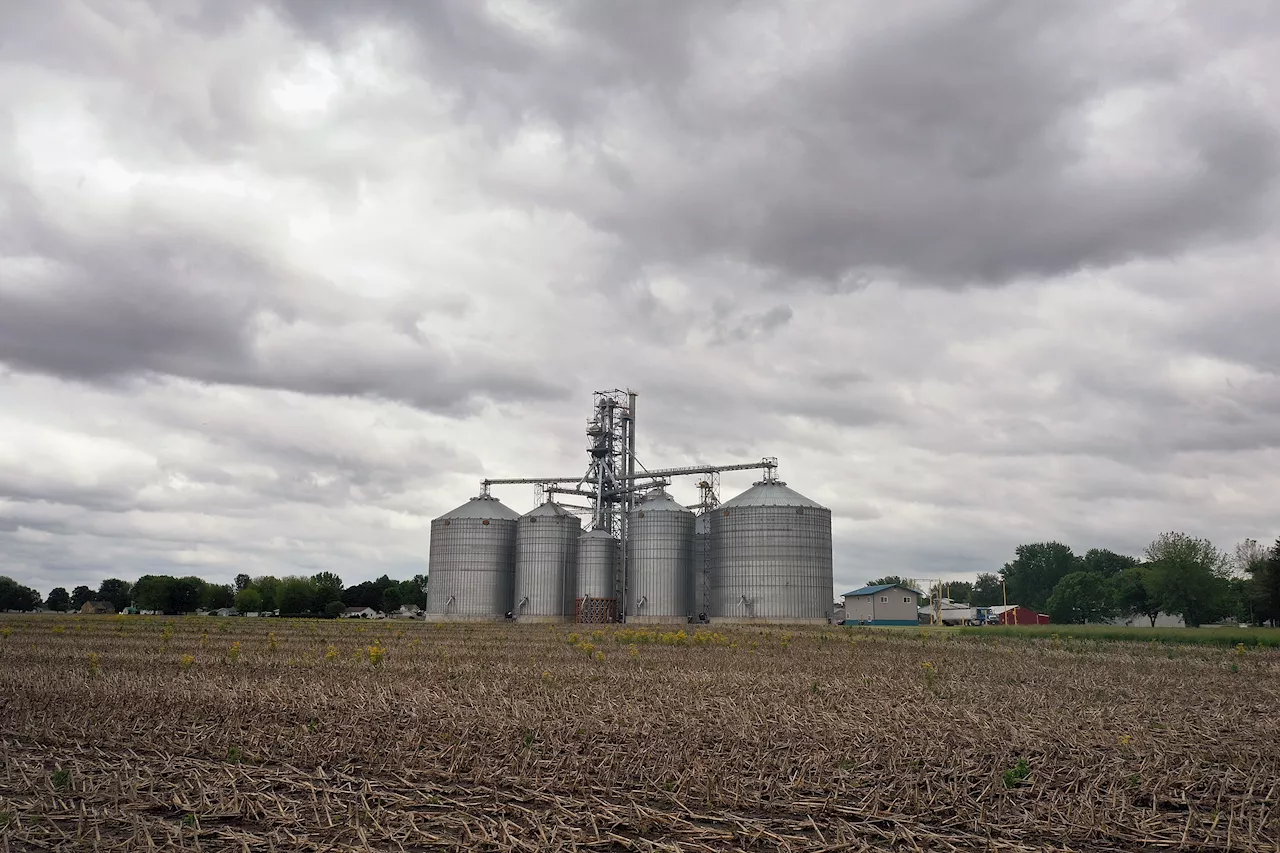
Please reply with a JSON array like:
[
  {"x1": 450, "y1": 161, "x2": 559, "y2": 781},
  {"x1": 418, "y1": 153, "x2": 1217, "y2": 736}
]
[
  {"x1": 633, "y1": 489, "x2": 692, "y2": 514},
  {"x1": 718, "y1": 480, "x2": 826, "y2": 510},
  {"x1": 436, "y1": 494, "x2": 521, "y2": 521},
  {"x1": 522, "y1": 501, "x2": 576, "y2": 519}
]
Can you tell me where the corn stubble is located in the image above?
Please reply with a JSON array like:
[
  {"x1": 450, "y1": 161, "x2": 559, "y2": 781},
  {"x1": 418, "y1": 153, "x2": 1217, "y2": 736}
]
[{"x1": 1, "y1": 616, "x2": 1277, "y2": 851}]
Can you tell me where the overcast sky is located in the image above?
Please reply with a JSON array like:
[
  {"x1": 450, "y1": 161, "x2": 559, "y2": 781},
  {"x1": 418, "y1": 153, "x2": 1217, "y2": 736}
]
[{"x1": 3, "y1": 0, "x2": 1278, "y2": 598}]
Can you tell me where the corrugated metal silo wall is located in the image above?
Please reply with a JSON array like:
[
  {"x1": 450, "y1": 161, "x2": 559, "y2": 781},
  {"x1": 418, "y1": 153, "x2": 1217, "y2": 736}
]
[
  {"x1": 515, "y1": 513, "x2": 580, "y2": 619},
  {"x1": 425, "y1": 517, "x2": 517, "y2": 618},
  {"x1": 626, "y1": 508, "x2": 693, "y2": 620},
  {"x1": 577, "y1": 532, "x2": 618, "y2": 600},
  {"x1": 710, "y1": 505, "x2": 833, "y2": 621}
]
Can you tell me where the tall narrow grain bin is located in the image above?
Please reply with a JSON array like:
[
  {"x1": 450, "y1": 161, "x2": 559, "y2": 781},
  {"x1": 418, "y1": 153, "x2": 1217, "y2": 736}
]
[
  {"x1": 425, "y1": 494, "x2": 519, "y2": 620},
  {"x1": 625, "y1": 489, "x2": 693, "y2": 623},
  {"x1": 577, "y1": 529, "x2": 618, "y2": 600},
  {"x1": 576, "y1": 528, "x2": 619, "y2": 622},
  {"x1": 709, "y1": 478, "x2": 832, "y2": 623},
  {"x1": 514, "y1": 501, "x2": 581, "y2": 622},
  {"x1": 692, "y1": 513, "x2": 710, "y2": 621}
]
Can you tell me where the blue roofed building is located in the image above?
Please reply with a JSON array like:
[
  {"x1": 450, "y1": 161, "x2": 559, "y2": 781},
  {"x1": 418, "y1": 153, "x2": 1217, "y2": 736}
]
[{"x1": 840, "y1": 584, "x2": 922, "y2": 626}]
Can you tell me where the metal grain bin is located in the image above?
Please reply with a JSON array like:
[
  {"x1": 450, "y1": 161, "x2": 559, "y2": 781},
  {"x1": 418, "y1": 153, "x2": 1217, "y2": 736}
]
[
  {"x1": 514, "y1": 501, "x2": 581, "y2": 622},
  {"x1": 709, "y1": 478, "x2": 833, "y2": 623},
  {"x1": 626, "y1": 489, "x2": 693, "y2": 623},
  {"x1": 577, "y1": 528, "x2": 618, "y2": 601},
  {"x1": 692, "y1": 513, "x2": 710, "y2": 622},
  {"x1": 425, "y1": 494, "x2": 519, "y2": 620}
]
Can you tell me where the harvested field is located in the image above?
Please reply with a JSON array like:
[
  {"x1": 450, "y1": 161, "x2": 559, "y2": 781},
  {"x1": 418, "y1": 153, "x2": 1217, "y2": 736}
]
[{"x1": 1, "y1": 615, "x2": 1278, "y2": 852}]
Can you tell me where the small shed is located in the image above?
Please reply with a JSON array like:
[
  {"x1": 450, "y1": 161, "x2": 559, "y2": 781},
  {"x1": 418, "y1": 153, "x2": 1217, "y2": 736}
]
[
  {"x1": 80, "y1": 601, "x2": 116, "y2": 615},
  {"x1": 841, "y1": 584, "x2": 922, "y2": 626}
]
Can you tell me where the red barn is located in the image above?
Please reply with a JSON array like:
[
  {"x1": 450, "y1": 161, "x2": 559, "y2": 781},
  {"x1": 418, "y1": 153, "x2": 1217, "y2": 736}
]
[{"x1": 993, "y1": 605, "x2": 1050, "y2": 625}]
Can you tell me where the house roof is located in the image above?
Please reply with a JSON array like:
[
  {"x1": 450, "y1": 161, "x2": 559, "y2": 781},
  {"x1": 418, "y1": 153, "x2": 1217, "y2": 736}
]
[
  {"x1": 841, "y1": 584, "x2": 922, "y2": 598},
  {"x1": 343, "y1": 606, "x2": 375, "y2": 614}
]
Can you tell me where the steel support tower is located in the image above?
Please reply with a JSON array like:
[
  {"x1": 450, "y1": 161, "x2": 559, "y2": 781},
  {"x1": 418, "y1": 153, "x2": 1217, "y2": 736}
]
[{"x1": 479, "y1": 388, "x2": 777, "y2": 621}]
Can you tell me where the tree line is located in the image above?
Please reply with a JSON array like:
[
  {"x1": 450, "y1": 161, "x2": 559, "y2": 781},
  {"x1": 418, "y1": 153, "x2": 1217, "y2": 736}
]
[
  {"x1": 883, "y1": 533, "x2": 1280, "y2": 627},
  {"x1": 0, "y1": 572, "x2": 429, "y2": 617}
]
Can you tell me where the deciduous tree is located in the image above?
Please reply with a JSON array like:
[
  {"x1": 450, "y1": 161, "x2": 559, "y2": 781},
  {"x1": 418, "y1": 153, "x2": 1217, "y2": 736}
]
[
  {"x1": 929, "y1": 580, "x2": 973, "y2": 604},
  {"x1": 1080, "y1": 549, "x2": 1140, "y2": 578},
  {"x1": 234, "y1": 587, "x2": 263, "y2": 613},
  {"x1": 169, "y1": 577, "x2": 205, "y2": 614},
  {"x1": 971, "y1": 573, "x2": 1004, "y2": 607},
  {"x1": 70, "y1": 585, "x2": 94, "y2": 610},
  {"x1": 0, "y1": 577, "x2": 41, "y2": 611},
  {"x1": 1250, "y1": 539, "x2": 1280, "y2": 627},
  {"x1": 1114, "y1": 565, "x2": 1162, "y2": 626},
  {"x1": 312, "y1": 572, "x2": 344, "y2": 610},
  {"x1": 865, "y1": 576, "x2": 922, "y2": 591},
  {"x1": 342, "y1": 575, "x2": 397, "y2": 610},
  {"x1": 277, "y1": 577, "x2": 316, "y2": 616},
  {"x1": 382, "y1": 585, "x2": 403, "y2": 613},
  {"x1": 253, "y1": 577, "x2": 280, "y2": 612},
  {"x1": 201, "y1": 584, "x2": 235, "y2": 611},
  {"x1": 1046, "y1": 572, "x2": 1116, "y2": 624},
  {"x1": 1000, "y1": 543, "x2": 1081, "y2": 611},
  {"x1": 133, "y1": 575, "x2": 173, "y2": 612},
  {"x1": 1144, "y1": 532, "x2": 1231, "y2": 628},
  {"x1": 46, "y1": 587, "x2": 71, "y2": 612},
  {"x1": 97, "y1": 578, "x2": 133, "y2": 612}
]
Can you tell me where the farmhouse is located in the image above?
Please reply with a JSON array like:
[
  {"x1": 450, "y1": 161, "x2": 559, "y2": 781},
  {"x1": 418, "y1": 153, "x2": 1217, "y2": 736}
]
[
  {"x1": 841, "y1": 584, "x2": 922, "y2": 626},
  {"x1": 340, "y1": 607, "x2": 381, "y2": 619},
  {"x1": 80, "y1": 601, "x2": 116, "y2": 615}
]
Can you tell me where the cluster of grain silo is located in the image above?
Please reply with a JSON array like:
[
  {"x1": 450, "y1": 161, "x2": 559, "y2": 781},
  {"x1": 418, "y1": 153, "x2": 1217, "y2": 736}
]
[
  {"x1": 424, "y1": 389, "x2": 832, "y2": 623},
  {"x1": 425, "y1": 477, "x2": 832, "y2": 624}
]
